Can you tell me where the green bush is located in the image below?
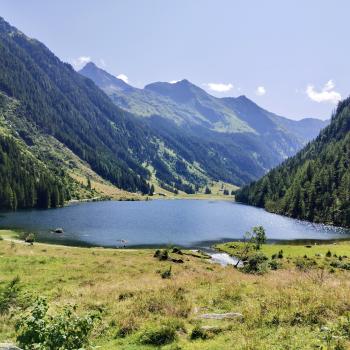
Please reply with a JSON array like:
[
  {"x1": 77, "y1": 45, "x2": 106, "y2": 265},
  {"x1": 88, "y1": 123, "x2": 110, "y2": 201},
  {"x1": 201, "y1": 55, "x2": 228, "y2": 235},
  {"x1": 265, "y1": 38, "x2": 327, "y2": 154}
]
[
  {"x1": 154, "y1": 249, "x2": 169, "y2": 261},
  {"x1": 0, "y1": 276, "x2": 20, "y2": 314},
  {"x1": 242, "y1": 252, "x2": 269, "y2": 274},
  {"x1": 295, "y1": 257, "x2": 317, "y2": 271},
  {"x1": 269, "y1": 260, "x2": 281, "y2": 270},
  {"x1": 161, "y1": 266, "x2": 172, "y2": 279},
  {"x1": 139, "y1": 324, "x2": 177, "y2": 345},
  {"x1": 16, "y1": 298, "x2": 99, "y2": 350},
  {"x1": 24, "y1": 233, "x2": 35, "y2": 244},
  {"x1": 190, "y1": 325, "x2": 208, "y2": 340}
]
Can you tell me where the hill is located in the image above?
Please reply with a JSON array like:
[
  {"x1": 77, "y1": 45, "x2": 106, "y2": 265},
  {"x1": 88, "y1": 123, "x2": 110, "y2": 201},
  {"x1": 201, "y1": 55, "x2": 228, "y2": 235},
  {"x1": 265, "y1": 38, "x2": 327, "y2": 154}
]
[{"x1": 236, "y1": 97, "x2": 350, "y2": 227}]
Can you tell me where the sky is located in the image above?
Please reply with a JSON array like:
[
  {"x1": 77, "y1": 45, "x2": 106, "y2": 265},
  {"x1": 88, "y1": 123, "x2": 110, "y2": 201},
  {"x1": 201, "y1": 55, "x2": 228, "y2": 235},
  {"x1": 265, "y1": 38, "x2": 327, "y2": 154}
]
[{"x1": 1, "y1": 0, "x2": 349, "y2": 120}]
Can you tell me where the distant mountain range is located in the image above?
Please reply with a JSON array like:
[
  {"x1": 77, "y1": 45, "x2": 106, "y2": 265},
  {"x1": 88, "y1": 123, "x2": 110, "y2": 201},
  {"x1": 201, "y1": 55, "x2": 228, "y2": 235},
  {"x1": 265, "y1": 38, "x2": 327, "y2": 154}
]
[
  {"x1": 80, "y1": 62, "x2": 328, "y2": 181},
  {"x1": 0, "y1": 16, "x2": 329, "y2": 210},
  {"x1": 236, "y1": 97, "x2": 350, "y2": 227}
]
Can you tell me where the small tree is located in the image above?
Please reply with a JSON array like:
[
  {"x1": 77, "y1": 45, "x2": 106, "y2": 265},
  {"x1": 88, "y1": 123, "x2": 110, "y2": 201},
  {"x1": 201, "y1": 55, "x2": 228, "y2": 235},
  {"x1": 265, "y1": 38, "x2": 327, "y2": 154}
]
[
  {"x1": 234, "y1": 226, "x2": 267, "y2": 267},
  {"x1": 252, "y1": 226, "x2": 266, "y2": 250},
  {"x1": 205, "y1": 187, "x2": 211, "y2": 194},
  {"x1": 86, "y1": 177, "x2": 92, "y2": 190}
]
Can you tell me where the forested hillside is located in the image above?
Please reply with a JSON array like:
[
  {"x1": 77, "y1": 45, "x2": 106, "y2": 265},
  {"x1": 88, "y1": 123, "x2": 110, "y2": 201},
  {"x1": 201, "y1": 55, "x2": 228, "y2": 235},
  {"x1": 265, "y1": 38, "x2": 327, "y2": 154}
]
[{"x1": 236, "y1": 97, "x2": 350, "y2": 227}]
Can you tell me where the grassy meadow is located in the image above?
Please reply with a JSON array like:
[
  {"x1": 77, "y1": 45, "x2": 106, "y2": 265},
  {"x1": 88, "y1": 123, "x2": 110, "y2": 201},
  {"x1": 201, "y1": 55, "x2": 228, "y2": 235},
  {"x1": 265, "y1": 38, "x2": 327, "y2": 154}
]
[{"x1": 0, "y1": 230, "x2": 350, "y2": 349}]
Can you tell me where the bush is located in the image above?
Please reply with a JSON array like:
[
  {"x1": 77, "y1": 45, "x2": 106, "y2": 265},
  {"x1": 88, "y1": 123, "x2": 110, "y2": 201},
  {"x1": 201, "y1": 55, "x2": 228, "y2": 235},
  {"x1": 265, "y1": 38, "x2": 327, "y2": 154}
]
[
  {"x1": 24, "y1": 233, "x2": 35, "y2": 244},
  {"x1": 269, "y1": 260, "x2": 281, "y2": 270},
  {"x1": 326, "y1": 250, "x2": 332, "y2": 258},
  {"x1": 154, "y1": 249, "x2": 169, "y2": 261},
  {"x1": 16, "y1": 298, "x2": 99, "y2": 350},
  {"x1": 190, "y1": 325, "x2": 208, "y2": 340},
  {"x1": 139, "y1": 324, "x2": 177, "y2": 345},
  {"x1": 116, "y1": 315, "x2": 139, "y2": 338},
  {"x1": 295, "y1": 257, "x2": 317, "y2": 271},
  {"x1": 172, "y1": 247, "x2": 183, "y2": 255},
  {"x1": 242, "y1": 253, "x2": 269, "y2": 274},
  {"x1": 0, "y1": 276, "x2": 20, "y2": 314},
  {"x1": 161, "y1": 266, "x2": 172, "y2": 279}
]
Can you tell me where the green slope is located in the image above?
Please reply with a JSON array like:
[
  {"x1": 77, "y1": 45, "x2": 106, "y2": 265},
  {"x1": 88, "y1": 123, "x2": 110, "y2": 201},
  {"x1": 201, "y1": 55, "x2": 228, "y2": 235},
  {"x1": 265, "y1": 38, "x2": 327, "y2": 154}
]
[{"x1": 236, "y1": 97, "x2": 350, "y2": 227}]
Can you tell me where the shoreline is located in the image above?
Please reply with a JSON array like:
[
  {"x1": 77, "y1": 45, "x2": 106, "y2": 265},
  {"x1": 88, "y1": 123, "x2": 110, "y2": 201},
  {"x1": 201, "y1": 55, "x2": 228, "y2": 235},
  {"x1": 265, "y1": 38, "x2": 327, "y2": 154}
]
[{"x1": 1, "y1": 229, "x2": 350, "y2": 252}]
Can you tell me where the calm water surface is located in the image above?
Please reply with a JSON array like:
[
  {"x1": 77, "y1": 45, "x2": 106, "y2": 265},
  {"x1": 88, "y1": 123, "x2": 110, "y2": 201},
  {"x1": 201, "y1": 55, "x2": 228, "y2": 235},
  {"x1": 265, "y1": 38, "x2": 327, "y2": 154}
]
[{"x1": 0, "y1": 200, "x2": 349, "y2": 248}]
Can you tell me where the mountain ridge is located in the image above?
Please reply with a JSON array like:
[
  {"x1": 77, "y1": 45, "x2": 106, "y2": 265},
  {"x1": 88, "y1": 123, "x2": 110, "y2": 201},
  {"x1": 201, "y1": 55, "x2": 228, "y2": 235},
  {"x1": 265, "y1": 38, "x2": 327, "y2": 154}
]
[{"x1": 80, "y1": 62, "x2": 328, "y2": 181}]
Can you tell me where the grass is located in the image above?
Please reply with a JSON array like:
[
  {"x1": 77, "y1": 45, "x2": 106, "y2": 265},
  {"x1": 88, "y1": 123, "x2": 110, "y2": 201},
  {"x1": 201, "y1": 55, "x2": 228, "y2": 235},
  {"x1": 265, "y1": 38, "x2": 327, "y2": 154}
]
[
  {"x1": 216, "y1": 241, "x2": 350, "y2": 259},
  {"x1": 0, "y1": 230, "x2": 350, "y2": 349}
]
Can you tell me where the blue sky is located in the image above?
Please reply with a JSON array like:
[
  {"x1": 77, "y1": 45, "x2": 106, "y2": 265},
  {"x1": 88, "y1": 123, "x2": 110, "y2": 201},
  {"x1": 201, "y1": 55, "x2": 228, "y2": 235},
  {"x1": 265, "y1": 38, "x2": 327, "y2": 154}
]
[{"x1": 1, "y1": 0, "x2": 349, "y2": 120}]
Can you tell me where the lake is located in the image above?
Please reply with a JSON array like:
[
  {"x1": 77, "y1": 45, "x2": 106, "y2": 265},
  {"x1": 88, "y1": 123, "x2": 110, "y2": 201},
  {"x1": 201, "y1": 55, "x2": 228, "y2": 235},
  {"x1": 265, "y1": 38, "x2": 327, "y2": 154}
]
[{"x1": 0, "y1": 200, "x2": 349, "y2": 248}]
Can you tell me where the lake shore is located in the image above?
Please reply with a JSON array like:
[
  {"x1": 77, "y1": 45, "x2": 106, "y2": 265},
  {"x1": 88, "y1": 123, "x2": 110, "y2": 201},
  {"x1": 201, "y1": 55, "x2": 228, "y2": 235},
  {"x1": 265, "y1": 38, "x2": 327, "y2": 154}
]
[{"x1": 1, "y1": 229, "x2": 350, "y2": 349}]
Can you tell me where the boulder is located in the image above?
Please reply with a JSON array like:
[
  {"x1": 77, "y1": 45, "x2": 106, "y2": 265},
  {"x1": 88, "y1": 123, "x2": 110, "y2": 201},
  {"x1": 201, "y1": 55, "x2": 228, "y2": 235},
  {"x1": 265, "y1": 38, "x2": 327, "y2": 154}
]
[
  {"x1": 0, "y1": 344, "x2": 22, "y2": 350},
  {"x1": 54, "y1": 228, "x2": 64, "y2": 233},
  {"x1": 197, "y1": 312, "x2": 243, "y2": 320}
]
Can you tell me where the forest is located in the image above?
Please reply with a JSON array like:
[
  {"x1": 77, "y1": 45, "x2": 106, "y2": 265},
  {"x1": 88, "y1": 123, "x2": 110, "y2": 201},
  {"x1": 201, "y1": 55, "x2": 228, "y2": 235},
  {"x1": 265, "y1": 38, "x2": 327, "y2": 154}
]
[{"x1": 236, "y1": 97, "x2": 350, "y2": 227}]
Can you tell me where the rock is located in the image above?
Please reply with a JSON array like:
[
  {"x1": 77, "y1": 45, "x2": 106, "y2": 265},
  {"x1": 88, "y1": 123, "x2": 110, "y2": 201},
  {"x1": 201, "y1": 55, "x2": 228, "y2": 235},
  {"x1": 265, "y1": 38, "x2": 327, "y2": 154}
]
[
  {"x1": 197, "y1": 312, "x2": 243, "y2": 320},
  {"x1": 201, "y1": 325, "x2": 221, "y2": 331},
  {"x1": 54, "y1": 228, "x2": 64, "y2": 233},
  {"x1": 0, "y1": 344, "x2": 23, "y2": 350}
]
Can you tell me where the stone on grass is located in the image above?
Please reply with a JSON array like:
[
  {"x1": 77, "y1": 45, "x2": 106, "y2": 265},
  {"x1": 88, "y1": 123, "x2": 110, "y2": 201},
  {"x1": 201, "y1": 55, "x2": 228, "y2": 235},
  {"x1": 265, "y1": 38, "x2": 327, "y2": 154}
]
[
  {"x1": 0, "y1": 344, "x2": 22, "y2": 350},
  {"x1": 197, "y1": 312, "x2": 243, "y2": 320}
]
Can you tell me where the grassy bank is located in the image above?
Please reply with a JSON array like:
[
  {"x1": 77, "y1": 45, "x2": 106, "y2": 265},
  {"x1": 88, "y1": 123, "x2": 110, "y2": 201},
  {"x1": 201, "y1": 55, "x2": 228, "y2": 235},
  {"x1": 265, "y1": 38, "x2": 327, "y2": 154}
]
[{"x1": 0, "y1": 231, "x2": 350, "y2": 349}]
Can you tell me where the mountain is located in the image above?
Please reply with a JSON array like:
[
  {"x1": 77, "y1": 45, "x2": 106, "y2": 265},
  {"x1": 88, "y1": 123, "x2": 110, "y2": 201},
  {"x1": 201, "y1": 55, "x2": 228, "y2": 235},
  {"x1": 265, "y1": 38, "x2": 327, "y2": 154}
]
[
  {"x1": 80, "y1": 62, "x2": 328, "y2": 181},
  {"x1": 0, "y1": 17, "x2": 214, "y2": 209},
  {"x1": 0, "y1": 16, "x2": 330, "y2": 212},
  {"x1": 236, "y1": 97, "x2": 350, "y2": 228},
  {"x1": 0, "y1": 16, "x2": 268, "y2": 210}
]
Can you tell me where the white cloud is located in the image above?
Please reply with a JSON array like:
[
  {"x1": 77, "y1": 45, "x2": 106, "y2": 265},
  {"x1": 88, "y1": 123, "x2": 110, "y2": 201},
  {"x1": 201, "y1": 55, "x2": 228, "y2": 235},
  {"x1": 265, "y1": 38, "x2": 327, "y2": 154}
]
[
  {"x1": 99, "y1": 58, "x2": 107, "y2": 68},
  {"x1": 72, "y1": 56, "x2": 91, "y2": 70},
  {"x1": 169, "y1": 80, "x2": 180, "y2": 84},
  {"x1": 206, "y1": 82, "x2": 233, "y2": 93},
  {"x1": 255, "y1": 86, "x2": 266, "y2": 96},
  {"x1": 306, "y1": 80, "x2": 341, "y2": 104},
  {"x1": 117, "y1": 74, "x2": 129, "y2": 83}
]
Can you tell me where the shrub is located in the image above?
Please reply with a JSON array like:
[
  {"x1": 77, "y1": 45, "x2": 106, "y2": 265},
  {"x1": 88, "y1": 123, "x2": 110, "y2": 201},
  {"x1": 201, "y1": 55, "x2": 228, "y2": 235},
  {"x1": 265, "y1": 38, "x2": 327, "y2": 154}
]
[
  {"x1": 0, "y1": 276, "x2": 20, "y2": 314},
  {"x1": 16, "y1": 298, "x2": 99, "y2": 350},
  {"x1": 190, "y1": 325, "x2": 222, "y2": 340},
  {"x1": 0, "y1": 235, "x2": 3, "y2": 240},
  {"x1": 277, "y1": 250, "x2": 284, "y2": 259},
  {"x1": 269, "y1": 260, "x2": 281, "y2": 270},
  {"x1": 295, "y1": 257, "x2": 317, "y2": 271},
  {"x1": 172, "y1": 247, "x2": 183, "y2": 255},
  {"x1": 154, "y1": 249, "x2": 169, "y2": 261},
  {"x1": 242, "y1": 253, "x2": 269, "y2": 274},
  {"x1": 139, "y1": 324, "x2": 177, "y2": 345},
  {"x1": 116, "y1": 315, "x2": 139, "y2": 338},
  {"x1": 24, "y1": 233, "x2": 35, "y2": 244},
  {"x1": 161, "y1": 266, "x2": 172, "y2": 279},
  {"x1": 190, "y1": 325, "x2": 208, "y2": 340},
  {"x1": 118, "y1": 291, "x2": 134, "y2": 301},
  {"x1": 326, "y1": 250, "x2": 332, "y2": 258}
]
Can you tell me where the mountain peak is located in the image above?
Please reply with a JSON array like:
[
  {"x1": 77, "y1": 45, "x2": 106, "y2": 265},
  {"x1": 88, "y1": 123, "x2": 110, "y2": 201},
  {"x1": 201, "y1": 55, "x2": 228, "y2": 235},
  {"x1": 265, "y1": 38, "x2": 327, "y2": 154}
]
[
  {"x1": 80, "y1": 62, "x2": 134, "y2": 93},
  {"x1": 82, "y1": 61, "x2": 98, "y2": 70}
]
